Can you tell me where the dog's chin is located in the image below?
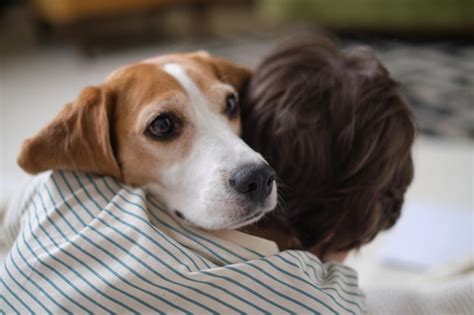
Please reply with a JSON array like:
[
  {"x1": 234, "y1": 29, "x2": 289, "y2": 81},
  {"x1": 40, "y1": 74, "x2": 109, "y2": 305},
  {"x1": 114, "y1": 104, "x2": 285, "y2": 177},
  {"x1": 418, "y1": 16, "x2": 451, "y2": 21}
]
[
  {"x1": 224, "y1": 211, "x2": 266, "y2": 230},
  {"x1": 174, "y1": 208, "x2": 268, "y2": 231},
  {"x1": 169, "y1": 183, "x2": 278, "y2": 230}
]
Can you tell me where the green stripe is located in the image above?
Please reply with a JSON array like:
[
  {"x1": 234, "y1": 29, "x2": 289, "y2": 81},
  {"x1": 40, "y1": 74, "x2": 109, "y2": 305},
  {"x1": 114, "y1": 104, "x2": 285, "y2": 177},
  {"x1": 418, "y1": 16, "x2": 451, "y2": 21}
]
[
  {"x1": 277, "y1": 254, "x2": 361, "y2": 313},
  {"x1": 21, "y1": 206, "x2": 105, "y2": 313},
  {"x1": 8, "y1": 248, "x2": 62, "y2": 313},
  {"x1": 246, "y1": 261, "x2": 327, "y2": 314},
  {"x1": 38, "y1": 187, "x2": 164, "y2": 313},
  {"x1": 27, "y1": 200, "x2": 121, "y2": 312},
  {"x1": 15, "y1": 228, "x2": 81, "y2": 313},
  {"x1": 0, "y1": 293, "x2": 19, "y2": 314},
  {"x1": 30, "y1": 196, "x2": 143, "y2": 313},
  {"x1": 292, "y1": 252, "x2": 362, "y2": 298},
  {"x1": 46, "y1": 176, "x2": 191, "y2": 313},
  {"x1": 2, "y1": 268, "x2": 40, "y2": 314},
  {"x1": 283, "y1": 252, "x2": 359, "y2": 314}
]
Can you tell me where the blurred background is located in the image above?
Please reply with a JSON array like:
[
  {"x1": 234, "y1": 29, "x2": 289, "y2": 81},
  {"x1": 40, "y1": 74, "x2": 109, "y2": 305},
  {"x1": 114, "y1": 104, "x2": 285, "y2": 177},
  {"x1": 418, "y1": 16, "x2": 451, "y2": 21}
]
[{"x1": 1, "y1": 0, "x2": 473, "y2": 312}]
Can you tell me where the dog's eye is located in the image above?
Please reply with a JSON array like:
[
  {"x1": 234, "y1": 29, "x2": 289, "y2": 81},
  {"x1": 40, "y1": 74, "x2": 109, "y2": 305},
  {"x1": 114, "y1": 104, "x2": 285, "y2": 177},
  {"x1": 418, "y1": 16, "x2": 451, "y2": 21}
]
[
  {"x1": 148, "y1": 114, "x2": 174, "y2": 138},
  {"x1": 225, "y1": 94, "x2": 239, "y2": 118}
]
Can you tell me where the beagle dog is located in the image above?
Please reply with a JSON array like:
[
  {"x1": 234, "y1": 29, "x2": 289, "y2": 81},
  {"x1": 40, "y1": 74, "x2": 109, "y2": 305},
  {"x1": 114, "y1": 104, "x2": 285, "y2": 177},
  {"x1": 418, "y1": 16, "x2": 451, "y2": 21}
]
[{"x1": 16, "y1": 52, "x2": 277, "y2": 230}]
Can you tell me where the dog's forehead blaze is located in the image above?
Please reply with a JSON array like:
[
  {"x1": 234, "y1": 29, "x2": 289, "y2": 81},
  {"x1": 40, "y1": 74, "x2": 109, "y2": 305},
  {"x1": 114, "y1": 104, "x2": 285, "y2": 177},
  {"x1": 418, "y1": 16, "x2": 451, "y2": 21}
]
[
  {"x1": 180, "y1": 56, "x2": 243, "y2": 135},
  {"x1": 157, "y1": 58, "x2": 241, "y2": 135},
  {"x1": 182, "y1": 65, "x2": 237, "y2": 113},
  {"x1": 110, "y1": 63, "x2": 185, "y2": 108},
  {"x1": 144, "y1": 53, "x2": 237, "y2": 109}
]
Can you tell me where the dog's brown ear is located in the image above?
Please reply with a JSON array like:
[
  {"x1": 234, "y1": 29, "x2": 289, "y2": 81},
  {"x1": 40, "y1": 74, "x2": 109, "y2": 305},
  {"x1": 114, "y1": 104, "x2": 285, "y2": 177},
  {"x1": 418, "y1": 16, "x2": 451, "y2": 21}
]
[
  {"x1": 17, "y1": 86, "x2": 121, "y2": 178},
  {"x1": 204, "y1": 55, "x2": 253, "y2": 90}
]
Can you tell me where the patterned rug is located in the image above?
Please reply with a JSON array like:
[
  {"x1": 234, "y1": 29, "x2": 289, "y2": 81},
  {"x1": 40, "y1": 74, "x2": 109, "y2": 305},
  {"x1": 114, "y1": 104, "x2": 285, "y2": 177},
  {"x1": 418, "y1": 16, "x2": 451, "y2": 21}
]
[{"x1": 373, "y1": 41, "x2": 474, "y2": 141}]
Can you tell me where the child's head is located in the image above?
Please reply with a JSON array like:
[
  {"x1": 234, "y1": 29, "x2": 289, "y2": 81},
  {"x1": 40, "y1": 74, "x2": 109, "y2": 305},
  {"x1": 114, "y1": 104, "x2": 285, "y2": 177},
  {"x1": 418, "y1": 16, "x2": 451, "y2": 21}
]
[{"x1": 241, "y1": 34, "x2": 415, "y2": 257}]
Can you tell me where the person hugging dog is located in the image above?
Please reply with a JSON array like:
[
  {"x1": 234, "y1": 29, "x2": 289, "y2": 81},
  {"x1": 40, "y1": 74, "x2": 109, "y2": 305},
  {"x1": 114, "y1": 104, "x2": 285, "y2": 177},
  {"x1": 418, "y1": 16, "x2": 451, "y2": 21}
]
[
  {"x1": 242, "y1": 33, "x2": 415, "y2": 262},
  {"x1": 1, "y1": 33, "x2": 415, "y2": 314}
]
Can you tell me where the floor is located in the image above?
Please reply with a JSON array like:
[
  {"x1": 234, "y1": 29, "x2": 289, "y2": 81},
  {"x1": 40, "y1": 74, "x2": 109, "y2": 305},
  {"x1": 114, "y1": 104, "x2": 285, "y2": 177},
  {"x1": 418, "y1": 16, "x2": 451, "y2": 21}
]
[
  {"x1": 1, "y1": 10, "x2": 473, "y2": 293},
  {"x1": 346, "y1": 137, "x2": 473, "y2": 288}
]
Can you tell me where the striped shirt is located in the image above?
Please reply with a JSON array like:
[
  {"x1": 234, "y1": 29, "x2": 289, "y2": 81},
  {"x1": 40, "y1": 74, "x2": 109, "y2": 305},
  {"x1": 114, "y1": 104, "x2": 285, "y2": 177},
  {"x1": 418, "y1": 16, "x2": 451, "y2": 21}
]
[{"x1": 1, "y1": 171, "x2": 366, "y2": 314}]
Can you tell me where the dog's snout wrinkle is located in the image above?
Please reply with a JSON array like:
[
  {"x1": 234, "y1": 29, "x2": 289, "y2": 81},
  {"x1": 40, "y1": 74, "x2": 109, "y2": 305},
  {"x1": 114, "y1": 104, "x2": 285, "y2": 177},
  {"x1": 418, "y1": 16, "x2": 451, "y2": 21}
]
[{"x1": 230, "y1": 163, "x2": 276, "y2": 203}]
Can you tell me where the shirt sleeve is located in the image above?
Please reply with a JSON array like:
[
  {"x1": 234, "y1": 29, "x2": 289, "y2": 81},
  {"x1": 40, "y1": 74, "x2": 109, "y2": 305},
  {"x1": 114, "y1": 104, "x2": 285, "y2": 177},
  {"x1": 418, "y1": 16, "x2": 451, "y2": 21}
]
[{"x1": 1, "y1": 171, "x2": 368, "y2": 314}]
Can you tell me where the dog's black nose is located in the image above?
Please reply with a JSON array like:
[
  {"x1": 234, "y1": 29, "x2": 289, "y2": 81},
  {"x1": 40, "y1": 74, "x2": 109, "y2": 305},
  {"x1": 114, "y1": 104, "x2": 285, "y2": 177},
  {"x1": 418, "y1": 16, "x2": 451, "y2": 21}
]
[{"x1": 230, "y1": 163, "x2": 276, "y2": 203}]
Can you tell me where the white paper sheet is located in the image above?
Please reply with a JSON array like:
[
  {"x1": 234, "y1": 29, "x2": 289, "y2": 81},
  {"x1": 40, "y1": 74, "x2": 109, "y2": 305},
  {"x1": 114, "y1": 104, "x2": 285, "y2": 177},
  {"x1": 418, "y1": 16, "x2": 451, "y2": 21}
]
[{"x1": 378, "y1": 202, "x2": 473, "y2": 270}]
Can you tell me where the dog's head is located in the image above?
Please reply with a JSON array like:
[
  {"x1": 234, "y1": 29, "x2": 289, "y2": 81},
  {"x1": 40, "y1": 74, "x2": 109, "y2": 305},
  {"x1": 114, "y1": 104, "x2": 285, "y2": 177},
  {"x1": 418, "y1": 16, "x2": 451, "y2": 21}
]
[{"x1": 17, "y1": 52, "x2": 277, "y2": 229}]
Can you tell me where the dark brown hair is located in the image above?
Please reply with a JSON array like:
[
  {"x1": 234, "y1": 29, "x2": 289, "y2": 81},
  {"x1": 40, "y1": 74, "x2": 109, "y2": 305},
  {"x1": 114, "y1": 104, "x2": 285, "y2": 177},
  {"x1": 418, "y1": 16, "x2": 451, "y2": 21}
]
[{"x1": 241, "y1": 34, "x2": 416, "y2": 256}]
